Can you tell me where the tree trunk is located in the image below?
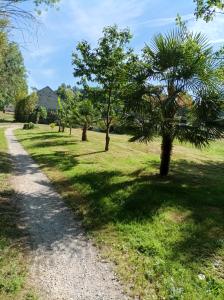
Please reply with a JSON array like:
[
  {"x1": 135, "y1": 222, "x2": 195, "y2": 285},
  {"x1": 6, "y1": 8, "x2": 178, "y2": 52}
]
[
  {"x1": 62, "y1": 125, "x2": 65, "y2": 132},
  {"x1": 160, "y1": 134, "x2": 173, "y2": 176},
  {"x1": 58, "y1": 120, "x2": 61, "y2": 132},
  {"x1": 36, "y1": 114, "x2": 40, "y2": 124},
  {"x1": 82, "y1": 124, "x2": 87, "y2": 141},
  {"x1": 105, "y1": 125, "x2": 110, "y2": 151},
  {"x1": 69, "y1": 124, "x2": 72, "y2": 135}
]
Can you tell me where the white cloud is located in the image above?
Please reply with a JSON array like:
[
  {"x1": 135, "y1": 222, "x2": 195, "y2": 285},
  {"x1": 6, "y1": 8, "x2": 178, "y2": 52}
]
[
  {"x1": 29, "y1": 45, "x2": 57, "y2": 59},
  {"x1": 188, "y1": 15, "x2": 224, "y2": 45},
  {"x1": 54, "y1": 0, "x2": 152, "y2": 41},
  {"x1": 139, "y1": 13, "x2": 193, "y2": 28}
]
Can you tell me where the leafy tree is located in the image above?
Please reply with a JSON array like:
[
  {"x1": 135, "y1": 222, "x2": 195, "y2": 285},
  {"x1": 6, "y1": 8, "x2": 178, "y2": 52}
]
[
  {"x1": 56, "y1": 84, "x2": 76, "y2": 134},
  {"x1": 0, "y1": 23, "x2": 27, "y2": 111},
  {"x1": 73, "y1": 99, "x2": 99, "y2": 141},
  {"x1": 72, "y1": 25, "x2": 133, "y2": 151},
  {"x1": 15, "y1": 91, "x2": 38, "y2": 122},
  {"x1": 194, "y1": 0, "x2": 224, "y2": 21},
  {"x1": 126, "y1": 27, "x2": 224, "y2": 176},
  {"x1": 57, "y1": 97, "x2": 66, "y2": 132},
  {"x1": 36, "y1": 105, "x2": 47, "y2": 124}
]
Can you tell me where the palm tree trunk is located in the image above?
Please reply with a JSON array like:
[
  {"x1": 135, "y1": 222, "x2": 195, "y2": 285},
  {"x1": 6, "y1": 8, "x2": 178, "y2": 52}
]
[
  {"x1": 160, "y1": 134, "x2": 173, "y2": 176},
  {"x1": 105, "y1": 125, "x2": 110, "y2": 151},
  {"x1": 69, "y1": 122, "x2": 72, "y2": 135},
  {"x1": 82, "y1": 124, "x2": 87, "y2": 141},
  {"x1": 36, "y1": 114, "x2": 40, "y2": 124}
]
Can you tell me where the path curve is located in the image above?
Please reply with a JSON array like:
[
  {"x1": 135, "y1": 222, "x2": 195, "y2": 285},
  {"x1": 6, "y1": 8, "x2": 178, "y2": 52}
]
[{"x1": 5, "y1": 126, "x2": 128, "y2": 300}]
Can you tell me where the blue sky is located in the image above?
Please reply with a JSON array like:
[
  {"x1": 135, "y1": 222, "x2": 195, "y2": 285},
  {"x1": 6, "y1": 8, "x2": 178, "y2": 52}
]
[{"x1": 12, "y1": 0, "x2": 224, "y2": 90}]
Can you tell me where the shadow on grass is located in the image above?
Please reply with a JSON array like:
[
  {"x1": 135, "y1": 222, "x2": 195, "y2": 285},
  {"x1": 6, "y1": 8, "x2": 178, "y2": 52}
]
[
  {"x1": 39, "y1": 158, "x2": 224, "y2": 268},
  {"x1": 0, "y1": 152, "x2": 12, "y2": 175},
  {"x1": 18, "y1": 132, "x2": 79, "y2": 148}
]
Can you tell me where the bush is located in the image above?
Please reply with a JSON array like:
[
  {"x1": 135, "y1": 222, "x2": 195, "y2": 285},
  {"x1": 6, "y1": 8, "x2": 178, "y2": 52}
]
[
  {"x1": 23, "y1": 122, "x2": 35, "y2": 130},
  {"x1": 15, "y1": 92, "x2": 38, "y2": 122},
  {"x1": 49, "y1": 122, "x2": 56, "y2": 129}
]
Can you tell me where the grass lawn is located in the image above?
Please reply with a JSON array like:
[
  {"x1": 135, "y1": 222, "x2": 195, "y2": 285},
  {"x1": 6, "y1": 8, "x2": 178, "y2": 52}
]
[
  {"x1": 0, "y1": 112, "x2": 14, "y2": 123},
  {"x1": 0, "y1": 128, "x2": 36, "y2": 300},
  {"x1": 16, "y1": 126, "x2": 224, "y2": 300}
]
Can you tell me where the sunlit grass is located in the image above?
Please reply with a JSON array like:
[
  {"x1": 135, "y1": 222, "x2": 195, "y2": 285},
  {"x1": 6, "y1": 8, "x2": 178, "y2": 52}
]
[
  {"x1": 0, "y1": 112, "x2": 14, "y2": 123},
  {"x1": 16, "y1": 125, "x2": 224, "y2": 299}
]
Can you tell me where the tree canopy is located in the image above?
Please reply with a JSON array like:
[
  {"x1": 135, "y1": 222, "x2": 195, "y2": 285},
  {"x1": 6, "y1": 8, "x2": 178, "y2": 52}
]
[
  {"x1": 0, "y1": 22, "x2": 27, "y2": 110},
  {"x1": 72, "y1": 25, "x2": 133, "y2": 151},
  {"x1": 194, "y1": 0, "x2": 224, "y2": 21}
]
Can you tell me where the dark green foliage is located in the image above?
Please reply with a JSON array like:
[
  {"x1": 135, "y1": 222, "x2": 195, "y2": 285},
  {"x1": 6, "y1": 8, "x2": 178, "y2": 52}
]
[
  {"x1": 23, "y1": 122, "x2": 35, "y2": 130},
  {"x1": 36, "y1": 105, "x2": 47, "y2": 124},
  {"x1": 74, "y1": 99, "x2": 100, "y2": 141},
  {"x1": 15, "y1": 92, "x2": 38, "y2": 122}
]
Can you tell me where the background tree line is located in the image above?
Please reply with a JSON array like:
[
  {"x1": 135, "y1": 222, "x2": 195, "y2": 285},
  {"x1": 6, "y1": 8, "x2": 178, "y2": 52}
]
[{"x1": 67, "y1": 22, "x2": 224, "y2": 177}]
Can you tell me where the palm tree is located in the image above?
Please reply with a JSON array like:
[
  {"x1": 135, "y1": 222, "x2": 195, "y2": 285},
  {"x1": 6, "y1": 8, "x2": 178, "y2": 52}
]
[
  {"x1": 73, "y1": 100, "x2": 99, "y2": 141},
  {"x1": 126, "y1": 28, "x2": 223, "y2": 176}
]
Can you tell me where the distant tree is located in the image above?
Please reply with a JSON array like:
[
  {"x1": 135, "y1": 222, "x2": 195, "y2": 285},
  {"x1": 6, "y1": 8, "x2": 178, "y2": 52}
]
[
  {"x1": 15, "y1": 91, "x2": 38, "y2": 122},
  {"x1": 56, "y1": 84, "x2": 76, "y2": 134},
  {"x1": 194, "y1": 0, "x2": 224, "y2": 21},
  {"x1": 126, "y1": 27, "x2": 224, "y2": 176},
  {"x1": 36, "y1": 105, "x2": 47, "y2": 124},
  {"x1": 72, "y1": 25, "x2": 133, "y2": 151},
  {"x1": 57, "y1": 97, "x2": 66, "y2": 132},
  {"x1": 73, "y1": 99, "x2": 99, "y2": 141}
]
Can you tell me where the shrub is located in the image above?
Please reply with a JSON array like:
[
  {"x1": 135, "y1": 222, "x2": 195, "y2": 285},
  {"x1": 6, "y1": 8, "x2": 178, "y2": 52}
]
[
  {"x1": 49, "y1": 122, "x2": 56, "y2": 130},
  {"x1": 23, "y1": 122, "x2": 35, "y2": 130},
  {"x1": 15, "y1": 92, "x2": 38, "y2": 122}
]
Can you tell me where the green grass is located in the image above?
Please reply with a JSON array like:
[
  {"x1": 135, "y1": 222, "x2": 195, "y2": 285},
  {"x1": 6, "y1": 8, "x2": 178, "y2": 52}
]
[
  {"x1": 0, "y1": 128, "x2": 36, "y2": 300},
  {"x1": 0, "y1": 112, "x2": 14, "y2": 123},
  {"x1": 16, "y1": 126, "x2": 224, "y2": 300}
]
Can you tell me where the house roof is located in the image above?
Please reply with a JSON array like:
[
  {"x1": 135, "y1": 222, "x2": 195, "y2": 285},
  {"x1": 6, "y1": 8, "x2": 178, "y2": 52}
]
[{"x1": 37, "y1": 86, "x2": 58, "y2": 110}]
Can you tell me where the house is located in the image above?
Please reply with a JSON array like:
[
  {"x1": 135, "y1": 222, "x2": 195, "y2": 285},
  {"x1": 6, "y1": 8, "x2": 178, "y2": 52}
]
[{"x1": 37, "y1": 86, "x2": 58, "y2": 111}]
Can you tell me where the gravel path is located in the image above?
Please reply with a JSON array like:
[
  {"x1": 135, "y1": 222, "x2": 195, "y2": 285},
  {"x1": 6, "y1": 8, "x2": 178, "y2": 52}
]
[{"x1": 5, "y1": 127, "x2": 128, "y2": 300}]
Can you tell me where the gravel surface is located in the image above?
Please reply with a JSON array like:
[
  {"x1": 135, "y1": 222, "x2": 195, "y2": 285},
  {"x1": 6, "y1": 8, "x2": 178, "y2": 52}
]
[{"x1": 5, "y1": 126, "x2": 128, "y2": 300}]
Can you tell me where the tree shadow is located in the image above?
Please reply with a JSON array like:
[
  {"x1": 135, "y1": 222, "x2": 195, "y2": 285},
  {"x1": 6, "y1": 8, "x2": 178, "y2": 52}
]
[
  {"x1": 0, "y1": 152, "x2": 12, "y2": 175},
  {"x1": 14, "y1": 152, "x2": 79, "y2": 173},
  {"x1": 53, "y1": 159, "x2": 224, "y2": 269},
  {"x1": 73, "y1": 151, "x2": 106, "y2": 158}
]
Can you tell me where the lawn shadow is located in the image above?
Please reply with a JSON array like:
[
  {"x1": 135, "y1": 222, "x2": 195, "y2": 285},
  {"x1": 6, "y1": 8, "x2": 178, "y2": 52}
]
[
  {"x1": 52, "y1": 158, "x2": 224, "y2": 268},
  {"x1": 32, "y1": 151, "x2": 79, "y2": 171},
  {"x1": 0, "y1": 151, "x2": 12, "y2": 175}
]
